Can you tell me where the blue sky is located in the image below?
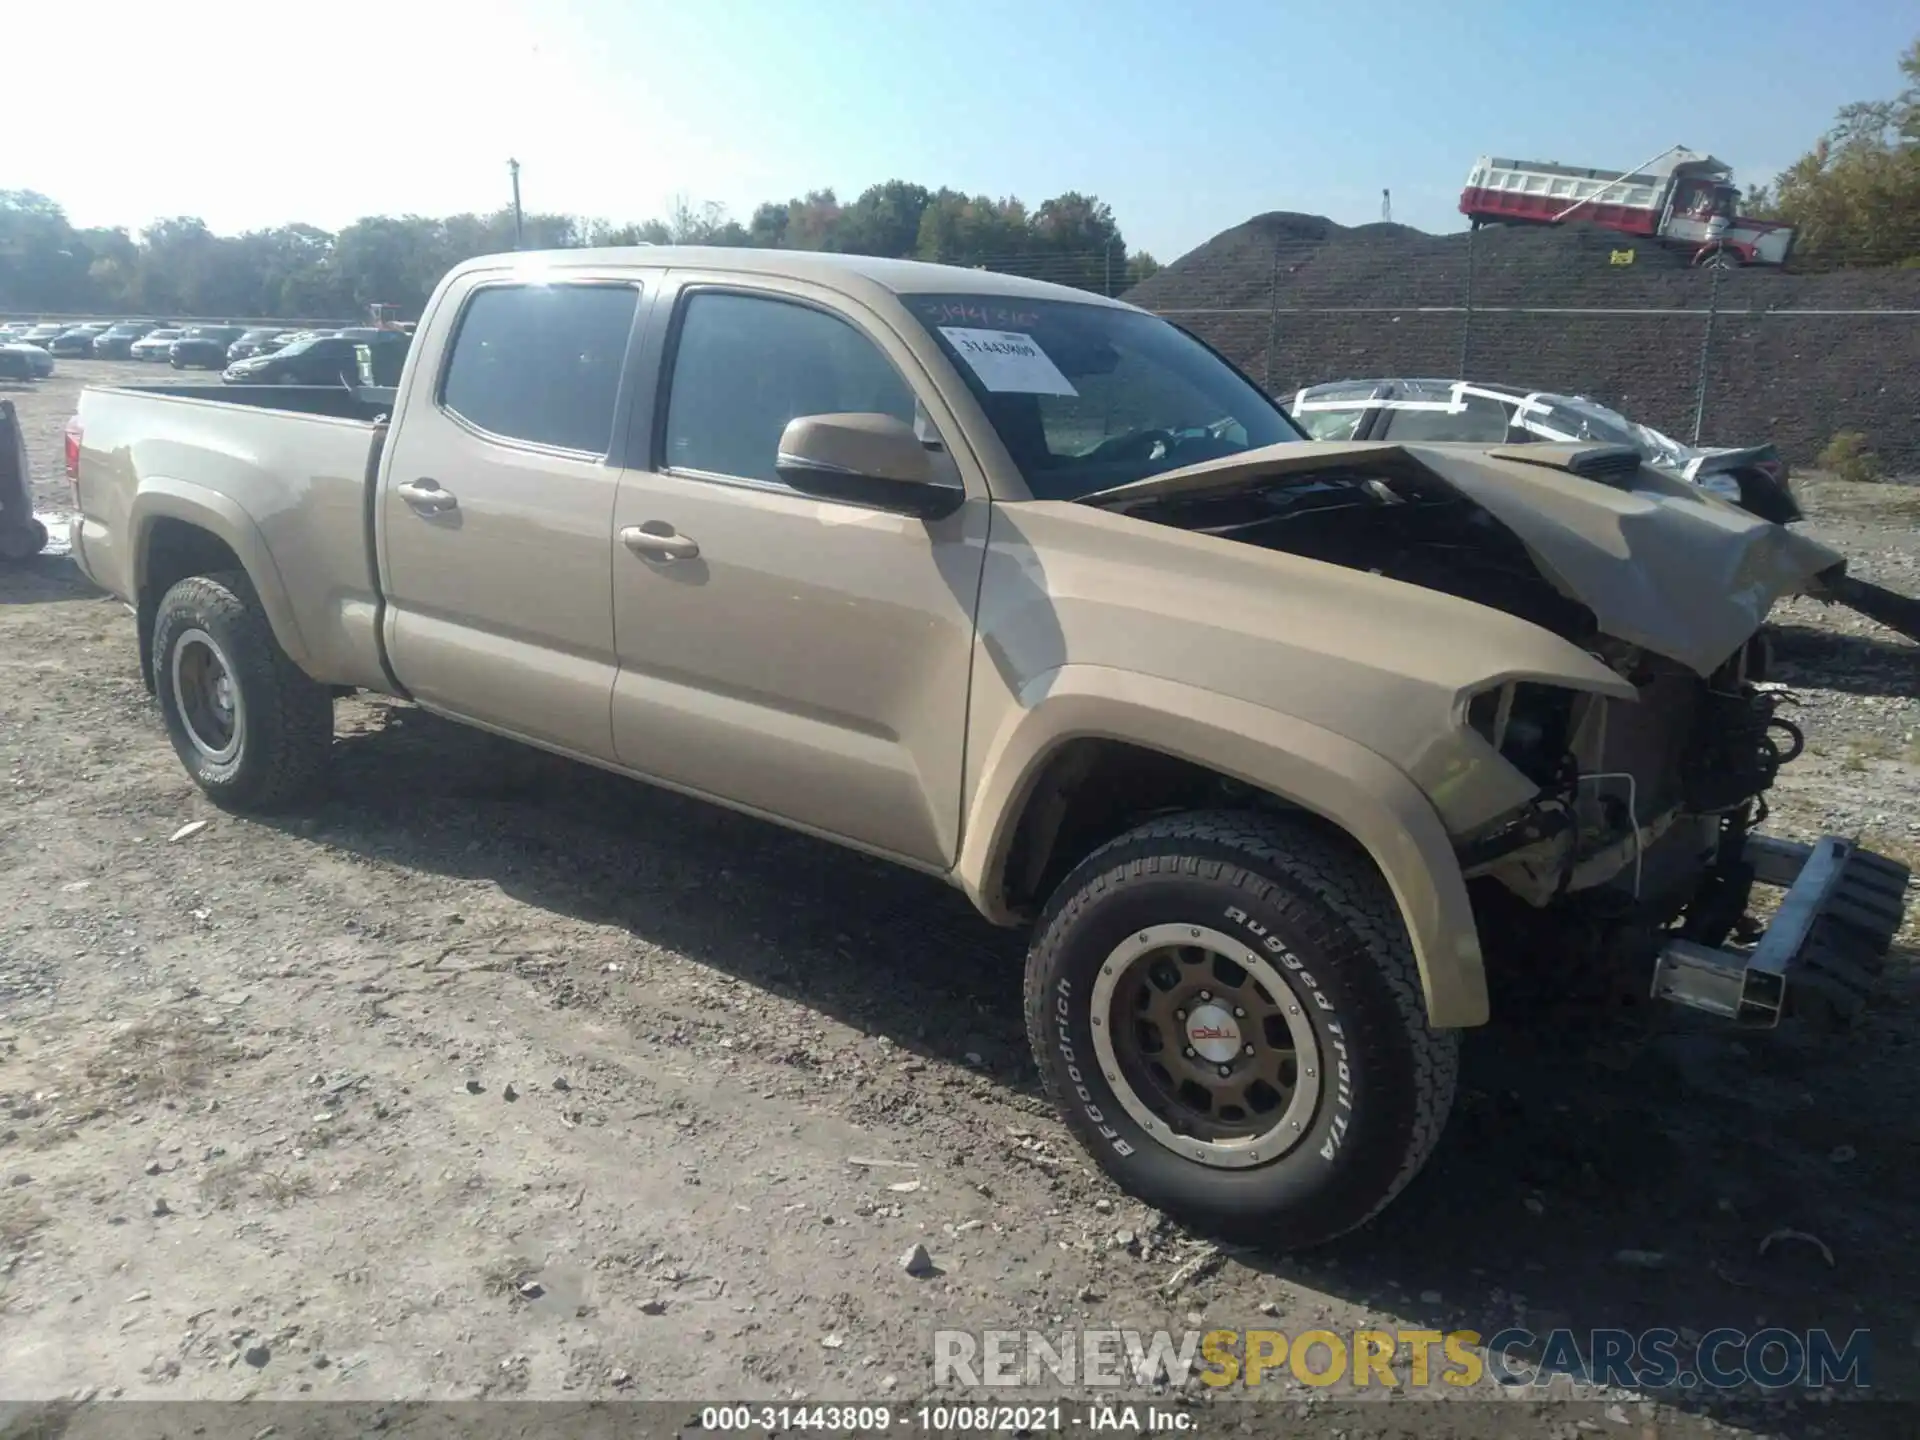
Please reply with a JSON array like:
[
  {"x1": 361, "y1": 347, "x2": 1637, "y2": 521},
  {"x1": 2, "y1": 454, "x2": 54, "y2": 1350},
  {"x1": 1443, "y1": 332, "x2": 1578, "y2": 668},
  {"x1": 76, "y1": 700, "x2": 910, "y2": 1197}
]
[{"x1": 10, "y1": 0, "x2": 1913, "y2": 261}]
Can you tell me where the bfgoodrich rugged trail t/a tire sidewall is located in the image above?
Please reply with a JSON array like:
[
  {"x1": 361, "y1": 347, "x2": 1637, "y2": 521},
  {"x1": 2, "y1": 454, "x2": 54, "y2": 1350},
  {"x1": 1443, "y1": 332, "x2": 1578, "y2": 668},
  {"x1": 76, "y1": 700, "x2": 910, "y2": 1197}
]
[{"x1": 1026, "y1": 824, "x2": 1454, "y2": 1248}]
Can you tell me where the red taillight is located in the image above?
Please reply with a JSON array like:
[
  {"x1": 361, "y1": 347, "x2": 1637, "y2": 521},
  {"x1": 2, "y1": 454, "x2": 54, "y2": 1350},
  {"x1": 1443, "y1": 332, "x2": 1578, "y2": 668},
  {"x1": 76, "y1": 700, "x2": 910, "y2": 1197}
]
[{"x1": 63, "y1": 416, "x2": 82, "y2": 490}]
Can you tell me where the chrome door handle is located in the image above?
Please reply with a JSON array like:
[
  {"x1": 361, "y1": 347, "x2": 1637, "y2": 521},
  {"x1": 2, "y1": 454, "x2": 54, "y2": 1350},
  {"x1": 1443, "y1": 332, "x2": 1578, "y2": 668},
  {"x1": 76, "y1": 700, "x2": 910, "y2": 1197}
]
[
  {"x1": 397, "y1": 478, "x2": 458, "y2": 514},
  {"x1": 622, "y1": 524, "x2": 699, "y2": 562}
]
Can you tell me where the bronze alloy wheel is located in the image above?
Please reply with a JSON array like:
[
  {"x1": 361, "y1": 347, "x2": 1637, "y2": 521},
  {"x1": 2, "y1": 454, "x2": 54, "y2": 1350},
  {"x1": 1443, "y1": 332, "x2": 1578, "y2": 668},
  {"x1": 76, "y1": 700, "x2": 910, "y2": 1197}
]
[{"x1": 1088, "y1": 922, "x2": 1321, "y2": 1169}]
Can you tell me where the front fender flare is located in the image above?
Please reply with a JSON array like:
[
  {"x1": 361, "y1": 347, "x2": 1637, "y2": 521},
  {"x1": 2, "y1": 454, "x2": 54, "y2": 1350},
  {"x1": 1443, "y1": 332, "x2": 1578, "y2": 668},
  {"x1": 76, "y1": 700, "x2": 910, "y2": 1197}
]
[
  {"x1": 956, "y1": 665, "x2": 1489, "y2": 1029},
  {"x1": 131, "y1": 478, "x2": 314, "y2": 674}
]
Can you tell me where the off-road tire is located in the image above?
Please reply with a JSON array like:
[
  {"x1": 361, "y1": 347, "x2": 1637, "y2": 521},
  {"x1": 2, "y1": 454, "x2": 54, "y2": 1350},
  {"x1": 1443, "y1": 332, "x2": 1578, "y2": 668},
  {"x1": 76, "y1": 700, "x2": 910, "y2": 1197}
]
[
  {"x1": 0, "y1": 519, "x2": 47, "y2": 561},
  {"x1": 151, "y1": 570, "x2": 333, "y2": 811},
  {"x1": 1025, "y1": 810, "x2": 1458, "y2": 1247}
]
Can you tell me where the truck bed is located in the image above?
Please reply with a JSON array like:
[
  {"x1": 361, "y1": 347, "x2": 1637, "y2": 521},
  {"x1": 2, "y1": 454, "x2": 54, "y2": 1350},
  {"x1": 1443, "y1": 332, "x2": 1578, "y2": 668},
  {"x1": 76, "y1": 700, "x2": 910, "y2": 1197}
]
[
  {"x1": 70, "y1": 383, "x2": 395, "y2": 692},
  {"x1": 109, "y1": 382, "x2": 398, "y2": 424}
]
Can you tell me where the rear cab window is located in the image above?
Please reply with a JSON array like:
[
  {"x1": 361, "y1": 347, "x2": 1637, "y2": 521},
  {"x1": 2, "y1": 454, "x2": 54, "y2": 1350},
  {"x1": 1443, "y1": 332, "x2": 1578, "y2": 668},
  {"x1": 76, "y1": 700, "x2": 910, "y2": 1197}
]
[{"x1": 439, "y1": 282, "x2": 641, "y2": 455}]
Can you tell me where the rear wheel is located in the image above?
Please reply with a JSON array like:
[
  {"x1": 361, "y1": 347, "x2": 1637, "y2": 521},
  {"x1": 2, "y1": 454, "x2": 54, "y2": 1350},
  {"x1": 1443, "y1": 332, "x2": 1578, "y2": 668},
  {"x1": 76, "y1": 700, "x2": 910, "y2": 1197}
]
[
  {"x1": 1025, "y1": 811, "x2": 1458, "y2": 1247},
  {"x1": 151, "y1": 570, "x2": 333, "y2": 811},
  {"x1": 0, "y1": 519, "x2": 48, "y2": 561}
]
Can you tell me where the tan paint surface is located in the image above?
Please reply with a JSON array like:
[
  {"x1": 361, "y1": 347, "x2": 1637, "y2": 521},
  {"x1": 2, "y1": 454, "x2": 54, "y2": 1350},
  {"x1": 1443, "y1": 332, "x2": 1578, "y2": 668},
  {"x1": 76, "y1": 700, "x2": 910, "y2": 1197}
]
[{"x1": 69, "y1": 246, "x2": 1817, "y2": 1030}]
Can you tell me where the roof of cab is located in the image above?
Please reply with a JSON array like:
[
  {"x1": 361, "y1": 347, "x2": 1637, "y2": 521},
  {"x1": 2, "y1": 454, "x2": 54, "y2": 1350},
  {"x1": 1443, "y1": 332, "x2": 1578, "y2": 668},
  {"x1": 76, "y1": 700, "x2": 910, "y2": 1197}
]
[{"x1": 445, "y1": 245, "x2": 1137, "y2": 309}]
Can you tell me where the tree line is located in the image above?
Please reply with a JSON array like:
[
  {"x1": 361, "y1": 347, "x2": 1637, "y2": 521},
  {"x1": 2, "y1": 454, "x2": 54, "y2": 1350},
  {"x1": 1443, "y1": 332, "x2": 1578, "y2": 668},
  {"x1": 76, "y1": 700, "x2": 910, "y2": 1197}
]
[
  {"x1": 1744, "y1": 36, "x2": 1920, "y2": 267},
  {"x1": 0, "y1": 180, "x2": 1162, "y2": 322}
]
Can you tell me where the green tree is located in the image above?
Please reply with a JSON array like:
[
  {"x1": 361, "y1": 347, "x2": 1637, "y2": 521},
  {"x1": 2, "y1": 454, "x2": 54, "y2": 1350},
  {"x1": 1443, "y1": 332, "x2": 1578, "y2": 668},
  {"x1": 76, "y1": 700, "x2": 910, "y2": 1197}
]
[
  {"x1": 0, "y1": 178, "x2": 1141, "y2": 317},
  {"x1": 1765, "y1": 37, "x2": 1920, "y2": 266},
  {"x1": 836, "y1": 181, "x2": 932, "y2": 257}
]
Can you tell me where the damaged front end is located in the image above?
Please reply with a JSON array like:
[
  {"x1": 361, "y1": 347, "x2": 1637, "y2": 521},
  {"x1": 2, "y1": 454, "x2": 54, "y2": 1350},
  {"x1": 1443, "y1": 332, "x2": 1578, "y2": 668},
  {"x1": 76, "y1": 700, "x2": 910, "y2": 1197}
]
[
  {"x1": 1454, "y1": 640, "x2": 1907, "y2": 1026},
  {"x1": 1085, "y1": 439, "x2": 1911, "y2": 1026}
]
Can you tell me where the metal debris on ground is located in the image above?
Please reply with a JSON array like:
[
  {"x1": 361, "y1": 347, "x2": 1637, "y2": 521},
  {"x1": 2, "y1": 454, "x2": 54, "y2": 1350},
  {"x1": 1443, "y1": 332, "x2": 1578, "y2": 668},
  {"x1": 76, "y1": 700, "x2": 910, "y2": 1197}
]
[
  {"x1": 1758, "y1": 1227, "x2": 1835, "y2": 1267},
  {"x1": 1160, "y1": 1245, "x2": 1225, "y2": 1296}
]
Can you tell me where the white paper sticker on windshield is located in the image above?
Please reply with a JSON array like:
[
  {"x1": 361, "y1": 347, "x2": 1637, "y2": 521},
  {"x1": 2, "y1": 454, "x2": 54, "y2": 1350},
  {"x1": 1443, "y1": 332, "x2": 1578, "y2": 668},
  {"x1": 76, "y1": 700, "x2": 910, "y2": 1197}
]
[{"x1": 938, "y1": 327, "x2": 1078, "y2": 396}]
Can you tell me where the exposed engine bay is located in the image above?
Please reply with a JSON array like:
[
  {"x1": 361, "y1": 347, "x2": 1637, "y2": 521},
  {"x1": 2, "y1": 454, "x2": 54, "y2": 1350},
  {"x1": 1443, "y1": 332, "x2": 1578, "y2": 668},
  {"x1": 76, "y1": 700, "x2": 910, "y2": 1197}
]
[
  {"x1": 1091, "y1": 459, "x2": 1602, "y2": 646},
  {"x1": 1090, "y1": 450, "x2": 1835, "y2": 984}
]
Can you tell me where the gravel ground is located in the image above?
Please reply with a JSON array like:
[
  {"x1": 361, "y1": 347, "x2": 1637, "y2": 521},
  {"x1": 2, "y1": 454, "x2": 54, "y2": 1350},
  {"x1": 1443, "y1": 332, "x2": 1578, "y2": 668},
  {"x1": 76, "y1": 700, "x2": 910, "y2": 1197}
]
[{"x1": 1, "y1": 362, "x2": 1917, "y2": 1438}]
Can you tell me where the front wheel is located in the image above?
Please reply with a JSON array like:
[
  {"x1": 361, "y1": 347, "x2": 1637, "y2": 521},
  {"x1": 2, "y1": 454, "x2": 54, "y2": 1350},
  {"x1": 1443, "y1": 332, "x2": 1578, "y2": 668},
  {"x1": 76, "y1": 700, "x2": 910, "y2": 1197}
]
[
  {"x1": 152, "y1": 570, "x2": 334, "y2": 811},
  {"x1": 1025, "y1": 811, "x2": 1458, "y2": 1248}
]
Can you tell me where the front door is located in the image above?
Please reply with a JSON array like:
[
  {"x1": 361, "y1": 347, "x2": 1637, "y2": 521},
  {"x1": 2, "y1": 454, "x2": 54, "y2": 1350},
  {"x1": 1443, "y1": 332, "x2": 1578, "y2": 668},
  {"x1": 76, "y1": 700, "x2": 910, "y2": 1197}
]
[
  {"x1": 608, "y1": 281, "x2": 989, "y2": 869},
  {"x1": 378, "y1": 275, "x2": 644, "y2": 760}
]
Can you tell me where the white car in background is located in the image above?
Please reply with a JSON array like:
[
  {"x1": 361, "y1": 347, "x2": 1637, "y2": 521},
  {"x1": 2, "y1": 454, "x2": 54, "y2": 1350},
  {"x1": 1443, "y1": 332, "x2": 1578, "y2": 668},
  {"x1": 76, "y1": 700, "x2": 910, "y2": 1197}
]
[
  {"x1": 129, "y1": 328, "x2": 187, "y2": 362},
  {"x1": 1285, "y1": 377, "x2": 1920, "y2": 643},
  {"x1": 1287, "y1": 378, "x2": 1800, "y2": 524}
]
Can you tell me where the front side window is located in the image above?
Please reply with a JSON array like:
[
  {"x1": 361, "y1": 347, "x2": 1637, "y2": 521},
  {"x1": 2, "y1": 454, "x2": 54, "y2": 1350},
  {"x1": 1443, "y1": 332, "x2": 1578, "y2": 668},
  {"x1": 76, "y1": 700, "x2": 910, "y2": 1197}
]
[
  {"x1": 661, "y1": 291, "x2": 917, "y2": 484},
  {"x1": 901, "y1": 293, "x2": 1301, "y2": 500},
  {"x1": 441, "y1": 282, "x2": 639, "y2": 455},
  {"x1": 1289, "y1": 382, "x2": 1387, "y2": 441}
]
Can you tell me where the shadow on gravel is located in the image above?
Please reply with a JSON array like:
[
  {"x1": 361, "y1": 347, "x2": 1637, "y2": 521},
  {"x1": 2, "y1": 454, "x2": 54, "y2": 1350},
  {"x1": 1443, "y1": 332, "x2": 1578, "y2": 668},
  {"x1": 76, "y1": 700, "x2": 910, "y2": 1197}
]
[
  {"x1": 301, "y1": 703, "x2": 1919, "y2": 1434},
  {"x1": 1769, "y1": 622, "x2": 1919, "y2": 696},
  {"x1": 307, "y1": 703, "x2": 1038, "y2": 1087},
  {"x1": 0, "y1": 555, "x2": 99, "y2": 607},
  {"x1": 1263, "y1": 984, "x2": 1920, "y2": 1433}
]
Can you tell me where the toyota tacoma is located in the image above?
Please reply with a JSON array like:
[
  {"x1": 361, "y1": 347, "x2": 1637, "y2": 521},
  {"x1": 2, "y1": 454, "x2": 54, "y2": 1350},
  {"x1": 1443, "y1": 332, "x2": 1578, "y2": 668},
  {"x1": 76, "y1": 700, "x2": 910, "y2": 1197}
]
[{"x1": 64, "y1": 247, "x2": 1910, "y2": 1246}]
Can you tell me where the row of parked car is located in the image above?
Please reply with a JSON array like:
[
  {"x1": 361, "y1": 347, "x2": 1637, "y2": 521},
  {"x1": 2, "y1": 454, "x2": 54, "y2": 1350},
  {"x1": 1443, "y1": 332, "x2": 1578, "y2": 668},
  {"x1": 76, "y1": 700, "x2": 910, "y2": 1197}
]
[{"x1": 0, "y1": 318, "x2": 412, "y2": 386}]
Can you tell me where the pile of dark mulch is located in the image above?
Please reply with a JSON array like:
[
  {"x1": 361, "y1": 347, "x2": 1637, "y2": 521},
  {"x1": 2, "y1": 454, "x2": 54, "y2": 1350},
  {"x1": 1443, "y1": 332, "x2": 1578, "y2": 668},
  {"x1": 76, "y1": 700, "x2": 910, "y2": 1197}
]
[{"x1": 1127, "y1": 212, "x2": 1920, "y2": 468}]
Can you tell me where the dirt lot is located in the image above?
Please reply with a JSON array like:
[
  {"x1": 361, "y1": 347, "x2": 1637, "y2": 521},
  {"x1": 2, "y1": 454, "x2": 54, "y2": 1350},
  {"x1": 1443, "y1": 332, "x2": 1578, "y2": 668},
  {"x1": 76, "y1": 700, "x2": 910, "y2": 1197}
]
[{"x1": 2, "y1": 361, "x2": 1917, "y2": 1438}]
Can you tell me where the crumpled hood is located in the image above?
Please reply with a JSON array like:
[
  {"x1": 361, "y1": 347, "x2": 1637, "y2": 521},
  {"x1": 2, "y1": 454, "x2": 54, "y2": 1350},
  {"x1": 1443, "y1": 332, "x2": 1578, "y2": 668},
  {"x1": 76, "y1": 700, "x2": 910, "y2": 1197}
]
[{"x1": 1085, "y1": 439, "x2": 1843, "y2": 677}]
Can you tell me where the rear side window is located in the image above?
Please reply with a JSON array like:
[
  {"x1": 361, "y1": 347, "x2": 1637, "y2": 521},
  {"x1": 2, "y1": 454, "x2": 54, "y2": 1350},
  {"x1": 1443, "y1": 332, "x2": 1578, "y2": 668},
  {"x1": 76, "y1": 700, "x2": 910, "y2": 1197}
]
[
  {"x1": 441, "y1": 283, "x2": 640, "y2": 455},
  {"x1": 662, "y1": 291, "x2": 916, "y2": 484}
]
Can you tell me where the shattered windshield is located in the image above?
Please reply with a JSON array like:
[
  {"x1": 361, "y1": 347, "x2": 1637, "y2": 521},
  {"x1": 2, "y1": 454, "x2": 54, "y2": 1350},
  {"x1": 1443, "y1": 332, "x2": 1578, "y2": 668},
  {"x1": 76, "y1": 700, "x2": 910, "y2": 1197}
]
[
  {"x1": 900, "y1": 293, "x2": 1304, "y2": 499},
  {"x1": 1534, "y1": 393, "x2": 1697, "y2": 468}
]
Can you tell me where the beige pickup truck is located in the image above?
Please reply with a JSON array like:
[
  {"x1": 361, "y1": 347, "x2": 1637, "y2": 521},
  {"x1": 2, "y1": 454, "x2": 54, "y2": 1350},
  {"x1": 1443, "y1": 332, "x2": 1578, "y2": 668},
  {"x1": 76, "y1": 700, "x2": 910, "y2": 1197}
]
[{"x1": 66, "y1": 248, "x2": 1909, "y2": 1246}]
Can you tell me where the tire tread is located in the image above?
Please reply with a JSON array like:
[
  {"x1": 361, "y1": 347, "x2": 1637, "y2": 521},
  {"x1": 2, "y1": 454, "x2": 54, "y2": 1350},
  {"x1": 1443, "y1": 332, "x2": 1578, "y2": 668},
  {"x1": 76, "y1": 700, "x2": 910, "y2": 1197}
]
[
  {"x1": 153, "y1": 570, "x2": 332, "y2": 811},
  {"x1": 1024, "y1": 808, "x2": 1458, "y2": 1241}
]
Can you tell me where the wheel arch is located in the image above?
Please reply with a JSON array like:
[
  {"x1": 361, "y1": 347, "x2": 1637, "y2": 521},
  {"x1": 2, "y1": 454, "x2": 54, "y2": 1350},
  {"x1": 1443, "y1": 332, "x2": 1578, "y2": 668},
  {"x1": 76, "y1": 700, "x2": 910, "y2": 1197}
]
[
  {"x1": 133, "y1": 482, "x2": 313, "y2": 691},
  {"x1": 956, "y1": 668, "x2": 1489, "y2": 1029}
]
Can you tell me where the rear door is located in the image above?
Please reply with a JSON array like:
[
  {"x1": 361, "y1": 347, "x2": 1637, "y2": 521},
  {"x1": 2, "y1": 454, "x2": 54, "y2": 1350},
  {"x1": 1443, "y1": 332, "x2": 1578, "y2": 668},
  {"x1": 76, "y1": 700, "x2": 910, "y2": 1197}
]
[
  {"x1": 292, "y1": 339, "x2": 351, "y2": 384},
  {"x1": 605, "y1": 275, "x2": 990, "y2": 869},
  {"x1": 377, "y1": 271, "x2": 649, "y2": 759}
]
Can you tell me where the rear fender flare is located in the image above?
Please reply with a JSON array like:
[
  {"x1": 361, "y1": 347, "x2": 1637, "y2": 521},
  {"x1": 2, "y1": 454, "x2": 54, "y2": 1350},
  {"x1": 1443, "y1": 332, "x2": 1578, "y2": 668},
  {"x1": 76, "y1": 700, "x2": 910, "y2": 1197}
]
[
  {"x1": 957, "y1": 666, "x2": 1490, "y2": 1029},
  {"x1": 131, "y1": 479, "x2": 314, "y2": 674}
]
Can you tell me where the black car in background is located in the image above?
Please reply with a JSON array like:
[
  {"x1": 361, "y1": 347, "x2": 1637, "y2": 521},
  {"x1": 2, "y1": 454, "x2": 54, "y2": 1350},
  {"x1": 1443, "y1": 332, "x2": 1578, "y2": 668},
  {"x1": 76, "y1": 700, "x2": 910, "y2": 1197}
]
[
  {"x1": 169, "y1": 325, "x2": 247, "y2": 369},
  {"x1": 227, "y1": 327, "x2": 293, "y2": 362},
  {"x1": 48, "y1": 324, "x2": 111, "y2": 357},
  {"x1": 223, "y1": 332, "x2": 408, "y2": 387},
  {"x1": 91, "y1": 321, "x2": 163, "y2": 359},
  {"x1": 0, "y1": 341, "x2": 56, "y2": 380}
]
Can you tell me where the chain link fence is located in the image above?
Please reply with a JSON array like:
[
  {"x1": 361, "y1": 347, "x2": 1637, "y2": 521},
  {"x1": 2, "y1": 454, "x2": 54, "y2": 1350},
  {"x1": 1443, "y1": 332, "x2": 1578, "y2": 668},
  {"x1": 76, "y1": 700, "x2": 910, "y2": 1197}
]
[{"x1": 981, "y1": 224, "x2": 1920, "y2": 473}]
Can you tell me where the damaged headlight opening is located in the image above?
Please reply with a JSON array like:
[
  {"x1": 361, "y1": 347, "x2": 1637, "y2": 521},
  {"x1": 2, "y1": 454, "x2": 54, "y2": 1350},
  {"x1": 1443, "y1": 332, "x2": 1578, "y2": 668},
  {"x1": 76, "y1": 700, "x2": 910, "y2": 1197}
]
[{"x1": 1455, "y1": 632, "x2": 1807, "y2": 943}]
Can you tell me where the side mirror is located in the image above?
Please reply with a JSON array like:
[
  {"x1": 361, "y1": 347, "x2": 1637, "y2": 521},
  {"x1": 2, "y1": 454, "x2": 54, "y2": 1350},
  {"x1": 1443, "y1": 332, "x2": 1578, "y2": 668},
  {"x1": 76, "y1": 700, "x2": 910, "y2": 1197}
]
[{"x1": 776, "y1": 413, "x2": 965, "y2": 520}]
